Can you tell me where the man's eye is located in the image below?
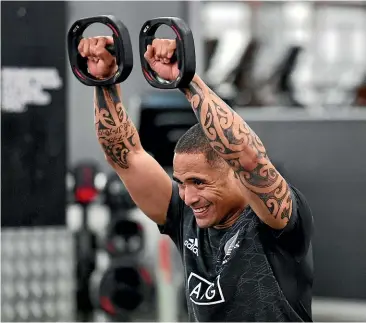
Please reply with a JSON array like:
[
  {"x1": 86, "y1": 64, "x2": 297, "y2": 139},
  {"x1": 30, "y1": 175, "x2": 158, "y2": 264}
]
[{"x1": 193, "y1": 179, "x2": 203, "y2": 185}]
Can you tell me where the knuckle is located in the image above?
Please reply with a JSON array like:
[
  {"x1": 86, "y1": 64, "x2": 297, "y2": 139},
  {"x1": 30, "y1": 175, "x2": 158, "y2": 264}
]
[{"x1": 95, "y1": 48, "x2": 104, "y2": 57}]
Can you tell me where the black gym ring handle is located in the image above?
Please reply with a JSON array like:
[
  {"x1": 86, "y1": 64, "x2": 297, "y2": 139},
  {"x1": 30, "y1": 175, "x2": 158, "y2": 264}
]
[
  {"x1": 139, "y1": 17, "x2": 196, "y2": 89},
  {"x1": 67, "y1": 15, "x2": 133, "y2": 86}
]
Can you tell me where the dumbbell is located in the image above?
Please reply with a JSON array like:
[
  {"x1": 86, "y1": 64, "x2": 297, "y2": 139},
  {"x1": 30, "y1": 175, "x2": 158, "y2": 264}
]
[
  {"x1": 67, "y1": 15, "x2": 133, "y2": 86},
  {"x1": 104, "y1": 172, "x2": 135, "y2": 213},
  {"x1": 139, "y1": 17, "x2": 196, "y2": 89},
  {"x1": 71, "y1": 161, "x2": 103, "y2": 321},
  {"x1": 104, "y1": 217, "x2": 144, "y2": 258},
  {"x1": 67, "y1": 15, "x2": 196, "y2": 89},
  {"x1": 91, "y1": 260, "x2": 155, "y2": 320}
]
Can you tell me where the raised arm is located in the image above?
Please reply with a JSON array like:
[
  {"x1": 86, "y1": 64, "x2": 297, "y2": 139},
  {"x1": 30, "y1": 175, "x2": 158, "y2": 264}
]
[
  {"x1": 144, "y1": 38, "x2": 293, "y2": 230},
  {"x1": 79, "y1": 37, "x2": 172, "y2": 225},
  {"x1": 182, "y1": 74, "x2": 292, "y2": 230}
]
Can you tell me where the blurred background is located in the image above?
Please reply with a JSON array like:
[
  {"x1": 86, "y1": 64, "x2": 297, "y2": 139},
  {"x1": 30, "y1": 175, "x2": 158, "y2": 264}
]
[{"x1": 1, "y1": 0, "x2": 366, "y2": 322}]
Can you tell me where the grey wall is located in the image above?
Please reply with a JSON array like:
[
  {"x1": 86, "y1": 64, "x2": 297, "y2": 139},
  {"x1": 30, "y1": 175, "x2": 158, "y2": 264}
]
[{"x1": 66, "y1": 1, "x2": 186, "y2": 171}]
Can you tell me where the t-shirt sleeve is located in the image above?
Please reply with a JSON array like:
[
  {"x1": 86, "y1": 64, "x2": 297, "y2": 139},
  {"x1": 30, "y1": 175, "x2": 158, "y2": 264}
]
[
  {"x1": 272, "y1": 184, "x2": 314, "y2": 260},
  {"x1": 157, "y1": 181, "x2": 185, "y2": 251}
]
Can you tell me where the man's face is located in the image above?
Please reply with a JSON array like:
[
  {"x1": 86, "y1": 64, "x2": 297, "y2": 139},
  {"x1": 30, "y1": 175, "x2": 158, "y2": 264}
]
[{"x1": 173, "y1": 153, "x2": 244, "y2": 228}]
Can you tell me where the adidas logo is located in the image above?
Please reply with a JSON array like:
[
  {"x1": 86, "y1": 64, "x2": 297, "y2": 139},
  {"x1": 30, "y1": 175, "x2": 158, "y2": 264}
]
[{"x1": 184, "y1": 238, "x2": 198, "y2": 256}]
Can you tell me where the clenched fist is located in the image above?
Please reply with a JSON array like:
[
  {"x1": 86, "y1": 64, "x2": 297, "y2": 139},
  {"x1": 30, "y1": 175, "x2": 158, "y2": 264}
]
[
  {"x1": 144, "y1": 39, "x2": 179, "y2": 81},
  {"x1": 78, "y1": 36, "x2": 117, "y2": 79}
]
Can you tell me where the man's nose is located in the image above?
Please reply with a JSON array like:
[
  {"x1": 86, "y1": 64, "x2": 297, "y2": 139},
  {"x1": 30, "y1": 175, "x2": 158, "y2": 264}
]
[{"x1": 183, "y1": 186, "x2": 200, "y2": 207}]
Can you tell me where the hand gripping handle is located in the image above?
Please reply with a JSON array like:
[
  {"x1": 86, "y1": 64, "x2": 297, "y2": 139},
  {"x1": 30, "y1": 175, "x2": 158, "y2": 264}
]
[
  {"x1": 67, "y1": 15, "x2": 133, "y2": 86},
  {"x1": 139, "y1": 17, "x2": 196, "y2": 89}
]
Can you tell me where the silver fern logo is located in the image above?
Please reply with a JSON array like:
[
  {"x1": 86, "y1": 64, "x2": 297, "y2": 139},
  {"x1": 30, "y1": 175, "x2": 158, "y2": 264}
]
[{"x1": 222, "y1": 230, "x2": 240, "y2": 264}]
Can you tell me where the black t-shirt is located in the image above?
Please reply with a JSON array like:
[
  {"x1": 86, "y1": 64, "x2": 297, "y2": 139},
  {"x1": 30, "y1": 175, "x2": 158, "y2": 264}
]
[{"x1": 158, "y1": 182, "x2": 314, "y2": 322}]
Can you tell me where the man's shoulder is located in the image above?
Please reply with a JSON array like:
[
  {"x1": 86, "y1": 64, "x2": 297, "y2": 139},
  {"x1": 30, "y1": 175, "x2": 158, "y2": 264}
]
[{"x1": 289, "y1": 184, "x2": 312, "y2": 213}]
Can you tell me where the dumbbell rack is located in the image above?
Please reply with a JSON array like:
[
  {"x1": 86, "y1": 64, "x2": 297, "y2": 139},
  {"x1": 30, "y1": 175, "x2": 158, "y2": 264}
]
[{"x1": 1, "y1": 227, "x2": 76, "y2": 322}]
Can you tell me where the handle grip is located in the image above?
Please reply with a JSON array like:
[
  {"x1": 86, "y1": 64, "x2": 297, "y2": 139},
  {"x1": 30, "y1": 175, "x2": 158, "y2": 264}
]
[
  {"x1": 106, "y1": 44, "x2": 116, "y2": 56},
  {"x1": 67, "y1": 15, "x2": 133, "y2": 86},
  {"x1": 139, "y1": 17, "x2": 196, "y2": 89},
  {"x1": 106, "y1": 44, "x2": 176, "y2": 61}
]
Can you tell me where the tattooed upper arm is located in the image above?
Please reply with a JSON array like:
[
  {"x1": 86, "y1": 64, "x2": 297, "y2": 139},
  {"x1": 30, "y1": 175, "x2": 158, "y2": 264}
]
[
  {"x1": 231, "y1": 156, "x2": 293, "y2": 229},
  {"x1": 184, "y1": 76, "x2": 293, "y2": 229}
]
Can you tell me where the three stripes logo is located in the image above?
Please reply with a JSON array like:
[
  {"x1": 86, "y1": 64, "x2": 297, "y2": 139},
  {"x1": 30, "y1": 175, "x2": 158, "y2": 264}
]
[{"x1": 184, "y1": 238, "x2": 199, "y2": 256}]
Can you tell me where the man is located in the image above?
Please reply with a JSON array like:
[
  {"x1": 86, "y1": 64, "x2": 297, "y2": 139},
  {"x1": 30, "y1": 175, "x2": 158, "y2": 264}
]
[{"x1": 78, "y1": 36, "x2": 314, "y2": 322}]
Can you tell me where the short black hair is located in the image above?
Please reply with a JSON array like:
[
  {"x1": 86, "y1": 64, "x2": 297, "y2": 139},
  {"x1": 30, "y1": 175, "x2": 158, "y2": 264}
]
[{"x1": 174, "y1": 123, "x2": 223, "y2": 165}]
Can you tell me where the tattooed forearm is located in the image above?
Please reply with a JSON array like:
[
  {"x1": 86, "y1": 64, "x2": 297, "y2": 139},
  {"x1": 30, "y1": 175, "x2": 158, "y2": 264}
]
[
  {"x1": 94, "y1": 85, "x2": 140, "y2": 169},
  {"x1": 182, "y1": 75, "x2": 292, "y2": 222}
]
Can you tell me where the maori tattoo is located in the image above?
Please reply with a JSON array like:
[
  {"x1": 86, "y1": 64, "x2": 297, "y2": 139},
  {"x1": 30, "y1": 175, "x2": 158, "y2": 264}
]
[
  {"x1": 94, "y1": 85, "x2": 138, "y2": 169},
  {"x1": 183, "y1": 79, "x2": 292, "y2": 223}
]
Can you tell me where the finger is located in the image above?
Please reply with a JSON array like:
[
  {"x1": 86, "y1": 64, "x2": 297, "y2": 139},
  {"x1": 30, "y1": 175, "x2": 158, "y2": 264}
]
[
  {"x1": 78, "y1": 39, "x2": 85, "y2": 56},
  {"x1": 83, "y1": 38, "x2": 91, "y2": 57},
  {"x1": 88, "y1": 57, "x2": 98, "y2": 63},
  {"x1": 144, "y1": 45, "x2": 154, "y2": 61},
  {"x1": 167, "y1": 40, "x2": 177, "y2": 58},
  {"x1": 152, "y1": 39, "x2": 162, "y2": 59},
  {"x1": 161, "y1": 41, "x2": 169, "y2": 58},
  {"x1": 167, "y1": 48, "x2": 175, "y2": 59},
  {"x1": 96, "y1": 36, "x2": 114, "y2": 45},
  {"x1": 89, "y1": 38, "x2": 98, "y2": 57},
  {"x1": 95, "y1": 37, "x2": 107, "y2": 52},
  {"x1": 156, "y1": 43, "x2": 163, "y2": 60},
  {"x1": 88, "y1": 37, "x2": 113, "y2": 58},
  {"x1": 89, "y1": 38, "x2": 113, "y2": 63}
]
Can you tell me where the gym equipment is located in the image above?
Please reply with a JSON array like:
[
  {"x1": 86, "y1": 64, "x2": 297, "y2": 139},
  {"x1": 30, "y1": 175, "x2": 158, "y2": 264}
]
[
  {"x1": 71, "y1": 162, "x2": 102, "y2": 321},
  {"x1": 275, "y1": 46, "x2": 304, "y2": 107},
  {"x1": 203, "y1": 39, "x2": 218, "y2": 72},
  {"x1": 231, "y1": 39, "x2": 262, "y2": 107},
  {"x1": 210, "y1": 38, "x2": 261, "y2": 107},
  {"x1": 67, "y1": 15, "x2": 133, "y2": 86},
  {"x1": 104, "y1": 217, "x2": 144, "y2": 258},
  {"x1": 103, "y1": 172, "x2": 141, "y2": 258},
  {"x1": 139, "y1": 17, "x2": 196, "y2": 89},
  {"x1": 104, "y1": 172, "x2": 135, "y2": 212},
  {"x1": 255, "y1": 46, "x2": 305, "y2": 108},
  {"x1": 1, "y1": 228, "x2": 76, "y2": 322},
  {"x1": 138, "y1": 91, "x2": 196, "y2": 168},
  {"x1": 97, "y1": 171, "x2": 155, "y2": 320},
  {"x1": 97, "y1": 261, "x2": 154, "y2": 320},
  {"x1": 354, "y1": 72, "x2": 366, "y2": 107}
]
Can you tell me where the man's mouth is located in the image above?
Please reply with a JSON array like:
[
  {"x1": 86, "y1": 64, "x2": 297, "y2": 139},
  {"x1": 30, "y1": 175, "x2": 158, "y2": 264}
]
[{"x1": 192, "y1": 205, "x2": 210, "y2": 217}]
